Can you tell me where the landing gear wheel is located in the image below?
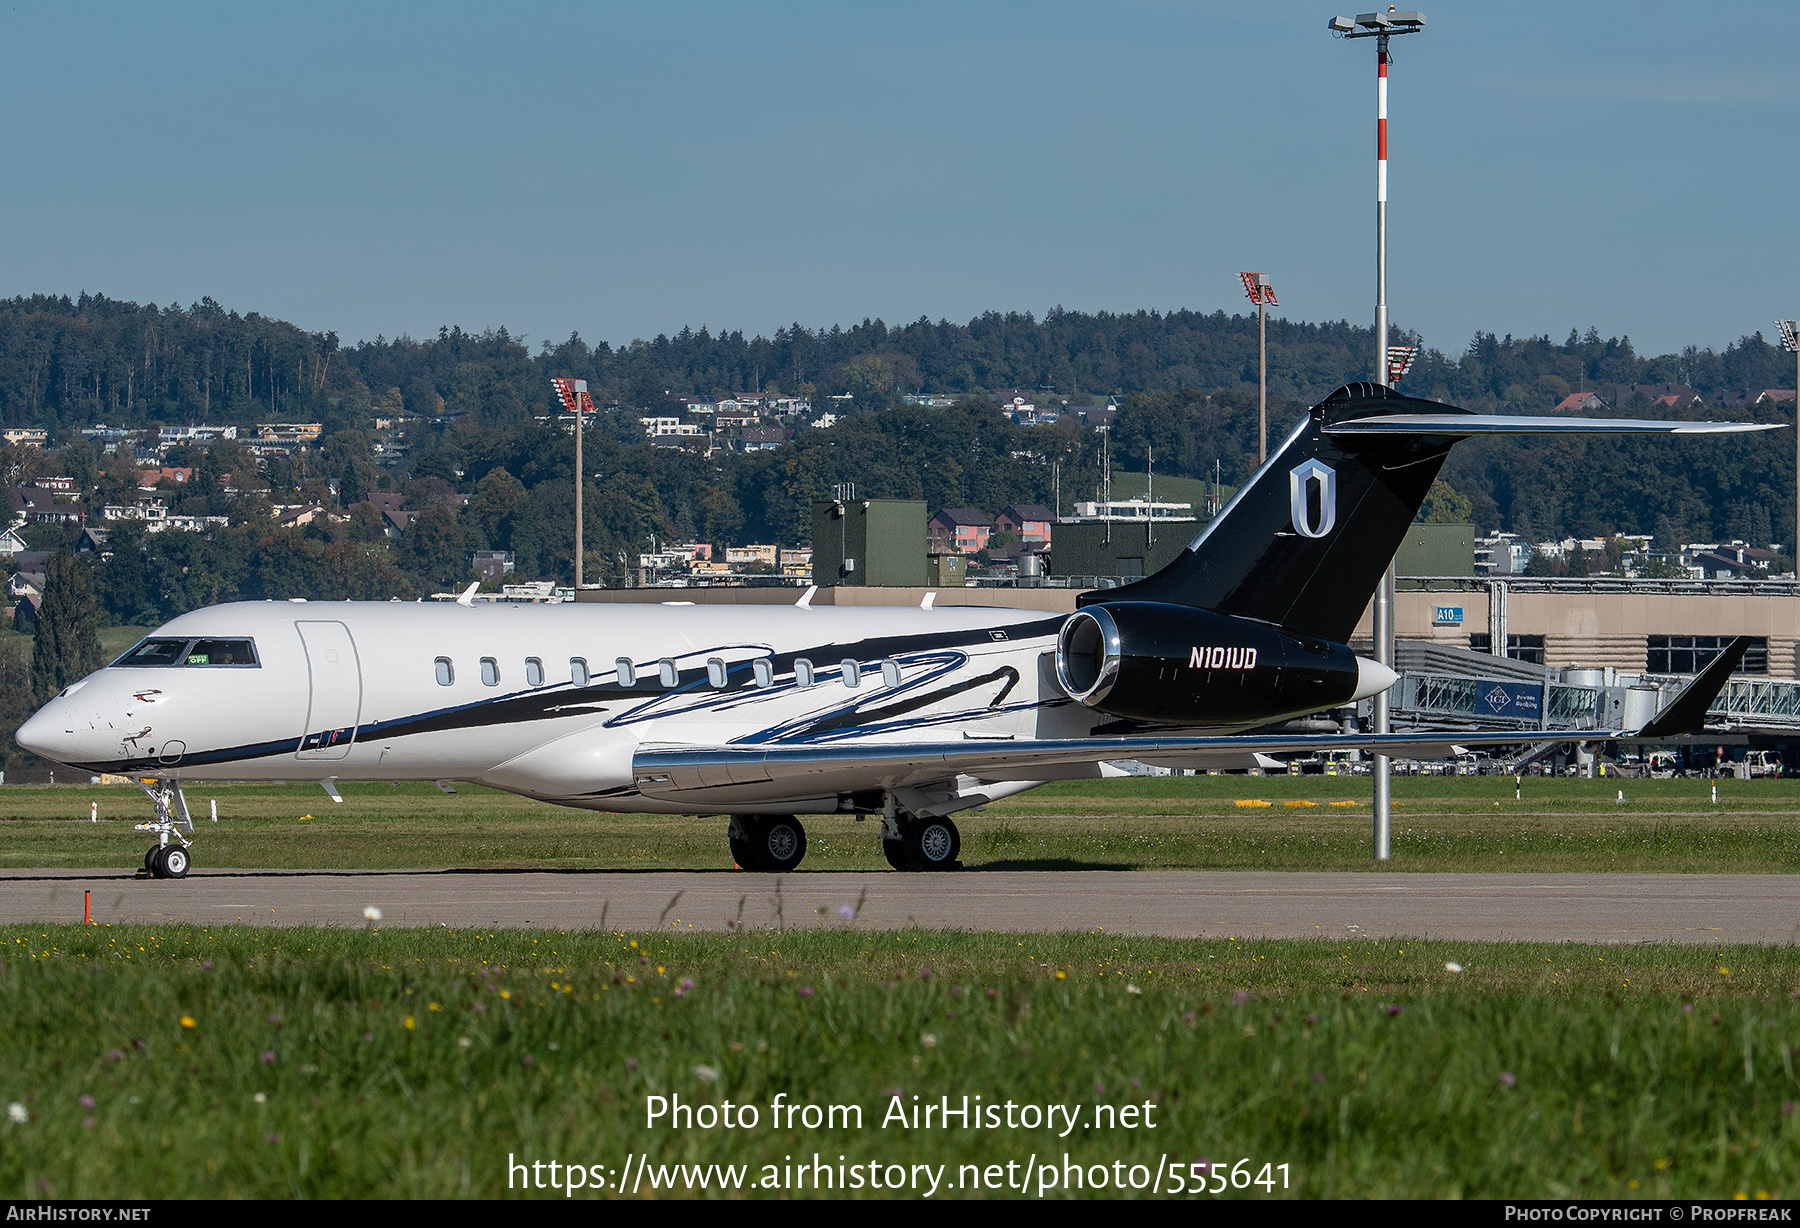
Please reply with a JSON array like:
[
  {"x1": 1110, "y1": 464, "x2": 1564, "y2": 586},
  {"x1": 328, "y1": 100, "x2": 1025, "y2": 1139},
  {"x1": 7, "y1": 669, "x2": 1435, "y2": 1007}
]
[
  {"x1": 752, "y1": 816, "x2": 806, "y2": 872},
  {"x1": 160, "y1": 845, "x2": 190, "y2": 878},
  {"x1": 883, "y1": 837, "x2": 910, "y2": 871},
  {"x1": 903, "y1": 817, "x2": 961, "y2": 871},
  {"x1": 732, "y1": 815, "x2": 806, "y2": 872},
  {"x1": 144, "y1": 845, "x2": 161, "y2": 873}
]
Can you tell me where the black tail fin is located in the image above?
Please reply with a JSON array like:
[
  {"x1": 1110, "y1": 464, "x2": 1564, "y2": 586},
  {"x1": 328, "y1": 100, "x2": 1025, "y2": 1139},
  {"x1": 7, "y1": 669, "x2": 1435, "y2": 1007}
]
[{"x1": 1078, "y1": 384, "x2": 1464, "y2": 642}]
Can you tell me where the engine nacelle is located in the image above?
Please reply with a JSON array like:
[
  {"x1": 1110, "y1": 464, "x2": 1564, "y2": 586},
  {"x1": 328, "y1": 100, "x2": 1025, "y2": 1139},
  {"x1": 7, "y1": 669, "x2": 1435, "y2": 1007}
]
[{"x1": 1055, "y1": 601, "x2": 1381, "y2": 726}]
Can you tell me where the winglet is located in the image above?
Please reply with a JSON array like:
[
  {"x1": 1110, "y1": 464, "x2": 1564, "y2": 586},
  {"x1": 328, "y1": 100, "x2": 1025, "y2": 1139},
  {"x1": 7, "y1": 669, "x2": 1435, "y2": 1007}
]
[
  {"x1": 455, "y1": 582, "x2": 479, "y2": 606},
  {"x1": 795, "y1": 585, "x2": 817, "y2": 608},
  {"x1": 1633, "y1": 636, "x2": 1750, "y2": 739},
  {"x1": 921, "y1": 591, "x2": 935, "y2": 609}
]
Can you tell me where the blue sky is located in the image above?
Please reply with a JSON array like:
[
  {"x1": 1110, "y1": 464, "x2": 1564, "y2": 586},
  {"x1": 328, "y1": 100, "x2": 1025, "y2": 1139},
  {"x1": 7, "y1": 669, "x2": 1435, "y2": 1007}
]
[{"x1": 2, "y1": 1, "x2": 1794, "y2": 363}]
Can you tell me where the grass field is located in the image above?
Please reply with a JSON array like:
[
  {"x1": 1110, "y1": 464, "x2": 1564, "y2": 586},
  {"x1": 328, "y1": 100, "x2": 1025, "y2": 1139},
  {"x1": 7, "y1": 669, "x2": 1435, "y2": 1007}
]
[
  {"x1": 2, "y1": 775, "x2": 1799, "y2": 874},
  {"x1": 1, "y1": 924, "x2": 1795, "y2": 1199}
]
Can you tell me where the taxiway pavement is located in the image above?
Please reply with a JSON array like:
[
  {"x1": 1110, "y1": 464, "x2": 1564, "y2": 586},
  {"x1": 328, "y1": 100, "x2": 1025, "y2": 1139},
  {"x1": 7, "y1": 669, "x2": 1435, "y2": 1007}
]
[{"x1": 2, "y1": 867, "x2": 1797, "y2": 943}]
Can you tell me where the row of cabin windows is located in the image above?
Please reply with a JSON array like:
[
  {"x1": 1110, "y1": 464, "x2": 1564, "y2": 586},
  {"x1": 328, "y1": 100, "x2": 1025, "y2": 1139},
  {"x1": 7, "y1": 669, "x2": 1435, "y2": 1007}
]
[{"x1": 432, "y1": 654, "x2": 904, "y2": 690}]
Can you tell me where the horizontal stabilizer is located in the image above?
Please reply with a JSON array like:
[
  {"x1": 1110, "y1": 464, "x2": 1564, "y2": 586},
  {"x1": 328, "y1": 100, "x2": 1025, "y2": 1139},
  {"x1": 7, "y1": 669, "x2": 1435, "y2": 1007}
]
[
  {"x1": 1633, "y1": 636, "x2": 1750, "y2": 739},
  {"x1": 1326, "y1": 414, "x2": 1780, "y2": 438}
]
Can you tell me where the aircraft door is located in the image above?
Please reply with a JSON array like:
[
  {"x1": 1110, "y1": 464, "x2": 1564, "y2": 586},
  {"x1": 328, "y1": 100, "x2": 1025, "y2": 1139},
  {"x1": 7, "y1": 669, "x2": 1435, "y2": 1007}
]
[{"x1": 295, "y1": 620, "x2": 363, "y2": 760}]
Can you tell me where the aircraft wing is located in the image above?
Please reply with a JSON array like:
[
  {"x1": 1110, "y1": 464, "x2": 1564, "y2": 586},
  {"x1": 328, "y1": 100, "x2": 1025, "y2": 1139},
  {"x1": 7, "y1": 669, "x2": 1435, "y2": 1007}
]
[
  {"x1": 629, "y1": 729, "x2": 1606, "y2": 801},
  {"x1": 631, "y1": 647, "x2": 1744, "y2": 801}
]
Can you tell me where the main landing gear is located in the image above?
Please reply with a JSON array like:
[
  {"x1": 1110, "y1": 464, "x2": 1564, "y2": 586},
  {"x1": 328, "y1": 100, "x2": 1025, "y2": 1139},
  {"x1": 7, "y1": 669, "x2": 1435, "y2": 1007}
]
[
  {"x1": 134, "y1": 779, "x2": 194, "y2": 880},
  {"x1": 882, "y1": 814, "x2": 962, "y2": 872},
  {"x1": 728, "y1": 814, "x2": 808, "y2": 872},
  {"x1": 724, "y1": 810, "x2": 963, "y2": 872}
]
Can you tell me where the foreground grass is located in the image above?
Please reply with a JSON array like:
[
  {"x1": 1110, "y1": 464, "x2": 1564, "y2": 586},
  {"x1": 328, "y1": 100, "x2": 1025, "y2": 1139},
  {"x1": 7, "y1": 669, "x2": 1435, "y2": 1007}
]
[
  {"x1": 1, "y1": 924, "x2": 1796, "y2": 1199},
  {"x1": 3, "y1": 777, "x2": 1800, "y2": 873}
]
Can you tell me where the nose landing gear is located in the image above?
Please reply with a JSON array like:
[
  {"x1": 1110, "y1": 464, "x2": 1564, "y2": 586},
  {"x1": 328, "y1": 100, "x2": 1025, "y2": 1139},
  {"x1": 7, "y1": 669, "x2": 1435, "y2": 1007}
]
[{"x1": 133, "y1": 779, "x2": 194, "y2": 880}]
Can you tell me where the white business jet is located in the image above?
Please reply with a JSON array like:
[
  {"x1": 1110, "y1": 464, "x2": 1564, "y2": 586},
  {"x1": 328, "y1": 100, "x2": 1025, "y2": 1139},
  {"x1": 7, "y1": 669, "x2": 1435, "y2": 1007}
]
[{"x1": 16, "y1": 384, "x2": 1768, "y2": 877}]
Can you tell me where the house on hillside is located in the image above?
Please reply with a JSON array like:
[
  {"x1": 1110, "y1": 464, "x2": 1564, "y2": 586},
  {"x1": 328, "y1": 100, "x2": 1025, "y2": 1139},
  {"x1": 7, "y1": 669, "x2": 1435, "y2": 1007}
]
[
  {"x1": 1551, "y1": 393, "x2": 1606, "y2": 413},
  {"x1": 928, "y1": 508, "x2": 993, "y2": 554},
  {"x1": 996, "y1": 504, "x2": 1055, "y2": 547}
]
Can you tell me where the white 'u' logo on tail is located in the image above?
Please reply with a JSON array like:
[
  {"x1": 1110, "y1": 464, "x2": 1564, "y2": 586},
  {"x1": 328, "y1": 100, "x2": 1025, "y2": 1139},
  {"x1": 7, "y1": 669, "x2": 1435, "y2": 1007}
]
[{"x1": 1289, "y1": 460, "x2": 1337, "y2": 538}]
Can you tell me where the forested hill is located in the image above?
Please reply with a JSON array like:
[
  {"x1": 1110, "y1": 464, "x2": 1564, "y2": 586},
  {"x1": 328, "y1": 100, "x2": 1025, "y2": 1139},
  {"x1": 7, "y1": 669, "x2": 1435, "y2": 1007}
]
[
  {"x1": 3, "y1": 292, "x2": 1796, "y2": 430},
  {"x1": 0, "y1": 292, "x2": 1794, "y2": 550}
]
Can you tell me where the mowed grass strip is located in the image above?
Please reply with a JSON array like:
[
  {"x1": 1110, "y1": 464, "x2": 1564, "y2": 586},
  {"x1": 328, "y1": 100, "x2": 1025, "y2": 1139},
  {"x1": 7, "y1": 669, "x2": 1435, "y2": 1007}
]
[
  {"x1": 1, "y1": 925, "x2": 1796, "y2": 1199},
  {"x1": 3, "y1": 777, "x2": 1800, "y2": 873}
]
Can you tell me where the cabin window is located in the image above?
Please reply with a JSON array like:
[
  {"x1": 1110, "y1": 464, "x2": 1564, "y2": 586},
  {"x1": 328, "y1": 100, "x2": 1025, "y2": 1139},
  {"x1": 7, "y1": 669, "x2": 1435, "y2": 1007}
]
[
  {"x1": 616, "y1": 658, "x2": 636, "y2": 687},
  {"x1": 881, "y1": 659, "x2": 901, "y2": 688},
  {"x1": 571, "y1": 658, "x2": 590, "y2": 687},
  {"x1": 435, "y1": 657, "x2": 454, "y2": 686},
  {"x1": 658, "y1": 659, "x2": 679, "y2": 688},
  {"x1": 707, "y1": 657, "x2": 728, "y2": 688},
  {"x1": 480, "y1": 657, "x2": 500, "y2": 687},
  {"x1": 795, "y1": 658, "x2": 814, "y2": 688},
  {"x1": 525, "y1": 657, "x2": 544, "y2": 687},
  {"x1": 753, "y1": 658, "x2": 774, "y2": 688},
  {"x1": 841, "y1": 658, "x2": 860, "y2": 688}
]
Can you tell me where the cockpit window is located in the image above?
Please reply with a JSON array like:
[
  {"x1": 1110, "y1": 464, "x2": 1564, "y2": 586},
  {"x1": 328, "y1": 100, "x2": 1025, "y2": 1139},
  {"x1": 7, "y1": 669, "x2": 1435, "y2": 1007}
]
[
  {"x1": 186, "y1": 639, "x2": 259, "y2": 666},
  {"x1": 112, "y1": 637, "x2": 259, "y2": 668}
]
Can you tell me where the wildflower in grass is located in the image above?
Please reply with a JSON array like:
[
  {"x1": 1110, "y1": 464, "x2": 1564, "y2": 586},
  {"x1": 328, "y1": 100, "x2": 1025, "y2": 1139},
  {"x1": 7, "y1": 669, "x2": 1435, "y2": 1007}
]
[
  {"x1": 253, "y1": 1093, "x2": 266, "y2": 1104},
  {"x1": 1500, "y1": 1072, "x2": 1516, "y2": 1087},
  {"x1": 625, "y1": 1058, "x2": 639, "y2": 1071},
  {"x1": 267, "y1": 1013, "x2": 283, "y2": 1027},
  {"x1": 1126, "y1": 984, "x2": 1142, "y2": 995},
  {"x1": 201, "y1": 961, "x2": 213, "y2": 971},
  {"x1": 1233, "y1": 990, "x2": 1249, "y2": 1005},
  {"x1": 921, "y1": 1034, "x2": 937, "y2": 1048},
  {"x1": 1182, "y1": 1011, "x2": 1197, "y2": 1027},
  {"x1": 363, "y1": 907, "x2": 382, "y2": 922},
  {"x1": 362, "y1": 1033, "x2": 374, "y2": 1043},
  {"x1": 266, "y1": 1134, "x2": 280, "y2": 1145},
  {"x1": 693, "y1": 1064, "x2": 720, "y2": 1082},
  {"x1": 1444, "y1": 962, "x2": 1464, "y2": 973},
  {"x1": 881, "y1": 1087, "x2": 902, "y2": 1099},
  {"x1": 1386, "y1": 1004, "x2": 1404, "y2": 1017},
  {"x1": 7, "y1": 1104, "x2": 27, "y2": 1124},
  {"x1": 1312, "y1": 1072, "x2": 1324, "y2": 1084},
  {"x1": 261, "y1": 1051, "x2": 276, "y2": 1065},
  {"x1": 1683, "y1": 1003, "x2": 1695, "y2": 1015},
  {"x1": 106, "y1": 1050, "x2": 123, "y2": 1063},
  {"x1": 986, "y1": 988, "x2": 998, "y2": 1000},
  {"x1": 79, "y1": 1095, "x2": 94, "y2": 1108},
  {"x1": 403, "y1": 1016, "x2": 415, "y2": 1030},
  {"x1": 837, "y1": 904, "x2": 856, "y2": 920},
  {"x1": 81, "y1": 1118, "x2": 94, "y2": 1130},
  {"x1": 1784, "y1": 1101, "x2": 1795, "y2": 1118},
  {"x1": 798, "y1": 985, "x2": 814, "y2": 998},
  {"x1": 1094, "y1": 1081, "x2": 1105, "y2": 1094},
  {"x1": 458, "y1": 1038, "x2": 473, "y2": 1051},
  {"x1": 919, "y1": 968, "x2": 932, "y2": 981},
  {"x1": 1054, "y1": 971, "x2": 1067, "y2": 981},
  {"x1": 179, "y1": 1015, "x2": 197, "y2": 1029},
  {"x1": 521, "y1": 1055, "x2": 535, "y2": 1068}
]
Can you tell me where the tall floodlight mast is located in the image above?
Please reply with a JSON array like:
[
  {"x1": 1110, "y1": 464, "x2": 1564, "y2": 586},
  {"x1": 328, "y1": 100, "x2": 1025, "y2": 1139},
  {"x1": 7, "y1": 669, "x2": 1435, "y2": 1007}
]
[
  {"x1": 1330, "y1": 7, "x2": 1426, "y2": 862},
  {"x1": 1778, "y1": 320, "x2": 1800, "y2": 562},
  {"x1": 550, "y1": 378, "x2": 598, "y2": 589},
  {"x1": 1240, "y1": 272, "x2": 1278, "y2": 463}
]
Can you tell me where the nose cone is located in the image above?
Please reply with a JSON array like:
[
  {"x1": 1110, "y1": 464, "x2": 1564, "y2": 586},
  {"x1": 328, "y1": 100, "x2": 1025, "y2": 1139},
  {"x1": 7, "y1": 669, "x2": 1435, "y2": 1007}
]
[
  {"x1": 16, "y1": 676, "x2": 120, "y2": 767},
  {"x1": 1351, "y1": 657, "x2": 1399, "y2": 703},
  {"x1": 15, "y1": 697, "x2": 75, "y2": 762}
]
